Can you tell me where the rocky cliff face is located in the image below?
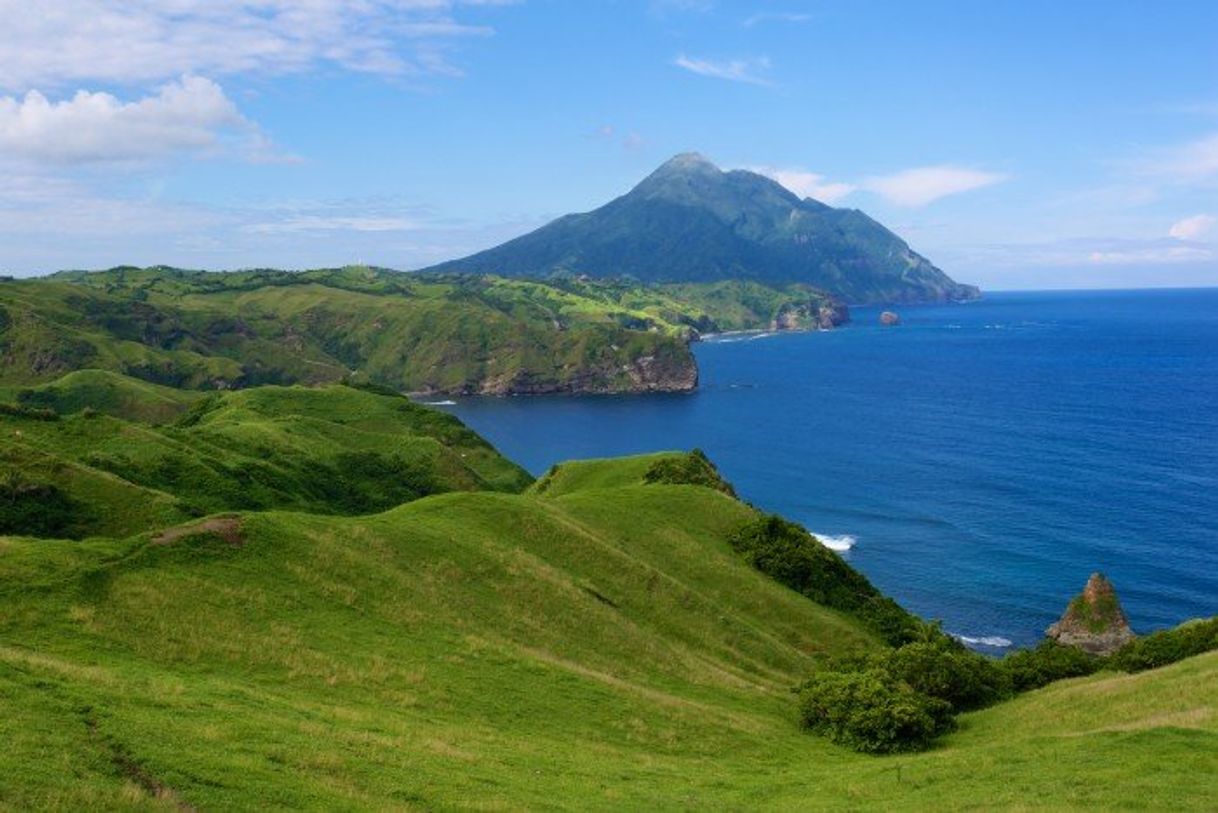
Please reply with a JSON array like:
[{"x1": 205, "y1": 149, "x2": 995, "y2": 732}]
[
  {"x1": 770, "y1": 298, "x2": 850, "y2": 331},
  {"x1": 1046, "y1": 572, "x2": 1136, "y2": 655},
  {"x1": 468, "y1": 344, "x2": 698, "y2": 396}
]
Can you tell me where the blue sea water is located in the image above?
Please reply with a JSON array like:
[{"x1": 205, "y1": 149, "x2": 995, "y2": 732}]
[{"x1": 448, "y1": 289, "x2": 1218, "y2": 649}]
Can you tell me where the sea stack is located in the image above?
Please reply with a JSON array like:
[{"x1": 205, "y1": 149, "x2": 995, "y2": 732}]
[
  {"x1": 879, "y1": 311, "x2": 901, "y2": 326},
  {"x1": 1046, "y1": 572, "x2": 1136, "y2": 655}
]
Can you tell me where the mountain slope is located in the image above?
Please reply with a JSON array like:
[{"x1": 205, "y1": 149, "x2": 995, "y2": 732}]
[{"x1": 424, "y1": 153, "x2": 980, "y2": 305}]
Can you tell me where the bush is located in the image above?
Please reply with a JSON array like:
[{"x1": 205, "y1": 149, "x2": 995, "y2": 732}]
[
  {"x1": 643, "y1": 449, "x2": 735, "y2": 496},
  {"x1": 0, "y1": 473, "x2": 82, "y2": 537},
  {"x1": 884, "y1": 641, "x2": 1012, "y2": 712},
  {"x1": 1110, "y1": 618, "x2": 1218, "y2": 673},
  {"x1": 998, "y1": 640, "x2": 1101, "y2": 692},
  {"x1": 728, "y1": 514, "x2": 920, "y2": 645},
  {"x1": 798, "y1": 669, "x2": 955, "y2": 754},
  {"x1": 0, "y1": 401, "x2": 59, "y2": 421}
]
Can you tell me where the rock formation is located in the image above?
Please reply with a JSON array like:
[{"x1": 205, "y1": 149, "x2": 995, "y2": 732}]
[{"x1": 1046, "y1": 572, "x2": 1136, "y2": 655}]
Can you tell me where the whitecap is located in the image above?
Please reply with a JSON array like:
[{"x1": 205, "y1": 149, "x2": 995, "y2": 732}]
[
  {"x1": 424, "y1": 399, "x2": 458, "y2": 406},
  {"x1": 952, "y1": 633, "x2": 1014, "y2": 648},
  {"x1": 813, "y1": 533, "x2": 857, "y2": 552}
]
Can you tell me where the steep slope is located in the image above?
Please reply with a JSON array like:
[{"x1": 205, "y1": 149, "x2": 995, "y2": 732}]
[
  {"x1": 0, "y1": 378, "x2": 531, "y2": 538},
  {"x1": 424, "y1": 153, "x2": 980, "y2": 305}
]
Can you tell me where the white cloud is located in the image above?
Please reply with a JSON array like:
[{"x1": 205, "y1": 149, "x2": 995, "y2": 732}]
[
  {"x1": 748, "y1": 166, "x2": 855, "y2": 203},
  {"x1": 1088, "y1": 245, "x2": 1214, "y2": 265},
  {"x1": 743, "y1": 12, "x2": 812, "y2": 27},
  {"x1": 673, "y1": 54, "x2": 772, "y2": 86},
  {"x1": 862, "y1": 165, "x2": 1008, "y2": 207},
  {"x1": 0, "y1": 1, "x2": 507, "y2": 90},
  {"x1": 1169, "y1": 213, "x2": 1217, "y2": 240},
  {"x1": 0, "y1": 75, "x2": 272, "y2": 165},
  {"x1": 1136, "y1": 132, "x2": 1218, "y2": 182}
]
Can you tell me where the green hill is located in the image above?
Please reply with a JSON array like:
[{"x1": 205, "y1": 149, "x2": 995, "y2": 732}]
[
  {"x1": 0, "y1": 267, "x2": 704, "y2": 396},
  {"x1": 1, "y1": 381, "x2": 1213, "y2": 808},
  {"x1": 423, "y1": 153, "x2": 980, "y2": 305},
  {"x1": 2, "y1": 450, "x2": 1215, "y2": 808},
  {"x1": 0, "y1": 267, "x2": 852, "y2": 397},
  {"x1": 0, "y1": 378, "x2": 531, "y2": 539}
]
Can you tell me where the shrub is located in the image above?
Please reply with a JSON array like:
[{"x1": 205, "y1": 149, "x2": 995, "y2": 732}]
[
  {"x1": 798, "y1": 669, "x2": 955, "y2": 754},
  {"x1": 0, "y1": 473, "x2": 81, "y2": 537},
  {"x1": 643, "y1": 449, "x2": 736, "y2": 496},
  {"x1": 0, "y1": 401, "x2": 59, "y2": 421},
  {"x1": 728, "y1": 514, "x2": 920, "y2": 645},
  {"x1": 884, "y1": 641, "x2": 1012, "y2": 712},
  {"x1": 1110, "y1": 618, "x2": 1218, "y2": 673},
  {"x1": 998, "y1": 640, "x2": 1101, "y2": 692}
]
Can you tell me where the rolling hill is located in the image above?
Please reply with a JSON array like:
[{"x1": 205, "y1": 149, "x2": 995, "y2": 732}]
[
  {"x1": 2, "y1": 444, "x2": 1215, "y2": 808},
  {"x1": 423, "y1": 153, "x2": 981, "y2": 305}
]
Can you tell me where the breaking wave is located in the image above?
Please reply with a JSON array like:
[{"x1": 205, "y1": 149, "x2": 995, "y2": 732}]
[
  {"x1": 813, "y1": 533, "x2": 857, "y2": 552},
  {"x1": 952, "y1": 634, "x2": 1014, "y2": 648}
]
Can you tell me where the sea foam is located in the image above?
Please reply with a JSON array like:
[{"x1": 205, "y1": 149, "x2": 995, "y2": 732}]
[
  {"x1": 952, "y1": 634, "x2": 1014, "y2": 648},
  {"x1": 813, "y1": 533, "x2": 857, "y2": 552}
]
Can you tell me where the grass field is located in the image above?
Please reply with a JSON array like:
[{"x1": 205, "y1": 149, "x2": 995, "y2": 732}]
[{"x1": 2, "y1": 451, "x2": 1215, "y2": 809}]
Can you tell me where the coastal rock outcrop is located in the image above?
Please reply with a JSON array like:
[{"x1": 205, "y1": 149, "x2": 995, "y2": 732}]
[
  {"x1": 879, "y1": 311, "x2": 900, "y2": 326},
  {"x1": 1046, "y1": 572, "x2": 1136, "y2": 655},
  {"x1": 770, "y1": 298, "x2": 850, "y2": 331}
]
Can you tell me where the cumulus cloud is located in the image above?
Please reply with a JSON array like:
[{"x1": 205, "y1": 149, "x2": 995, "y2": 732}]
[
  {"x1": 0, "y1": 75, "x2": 274, "y2": 164},
  {"x1": 749, "y1": 166, "x2": 855, "y2": 203},
  {"x1": 862, "y1": 166, "x2": 1008, "y2": 207},
  {"x1": 673, "y1": 54, "x2": 772, "y2": 86},
  {"x1": 1169, "y1": 213, "x2": 1216, "y2": 240},
  {"x1": 0, "y1": 0, "x2": 506, "y2": 90}
]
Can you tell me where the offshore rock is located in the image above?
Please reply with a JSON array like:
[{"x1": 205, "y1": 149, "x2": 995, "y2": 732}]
[{"x1": 1046, "y1": 572, "x2": 1136, "y2": 656}]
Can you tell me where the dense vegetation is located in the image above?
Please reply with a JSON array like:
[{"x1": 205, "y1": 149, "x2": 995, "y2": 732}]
[
  {"x1": 424, "y1": 153, "x2": 980, "y2": 304},
  {"x1": 0, "y1": 265, "x2": 852, "y2": 398},
  {"x1": 796, "y1": 617, "x2": 1218, "y2": 754},
  {"x1": 727, "y1": 514, "x2": 920, "y2": 645}
]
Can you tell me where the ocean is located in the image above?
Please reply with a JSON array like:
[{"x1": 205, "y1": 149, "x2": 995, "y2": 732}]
[{"x1": 447, "y1": 289, "x2": 1218, "y2": 650}]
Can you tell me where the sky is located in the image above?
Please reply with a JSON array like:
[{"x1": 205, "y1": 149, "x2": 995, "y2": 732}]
[{"x1": 1, "y1": 0, "x2": 1216, "y2": 290}]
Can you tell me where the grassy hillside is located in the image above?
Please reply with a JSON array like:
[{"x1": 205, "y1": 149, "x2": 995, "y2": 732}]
[
  {"x1": 0, "y1": 267, "x2": 701, "y2": 396},
  {"x1": 1, "y1": 266, "x2": 847, "y2": 398},
  {"x1": 1, "y1": 452, "x2": 1214, "y2": 809},
  {"x1": 0, "y1": 378, "x2": 531, "y2": 538}
]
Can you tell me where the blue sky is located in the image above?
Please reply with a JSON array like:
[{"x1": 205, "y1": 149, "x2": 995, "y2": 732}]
[{"x1": 1, "y1": 0, "x2": 1216, "y2": 289}]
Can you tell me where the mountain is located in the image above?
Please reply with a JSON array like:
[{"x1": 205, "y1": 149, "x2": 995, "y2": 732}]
[{"x1": 423, "y1": 153, "x2": 980, "y2": 305}]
